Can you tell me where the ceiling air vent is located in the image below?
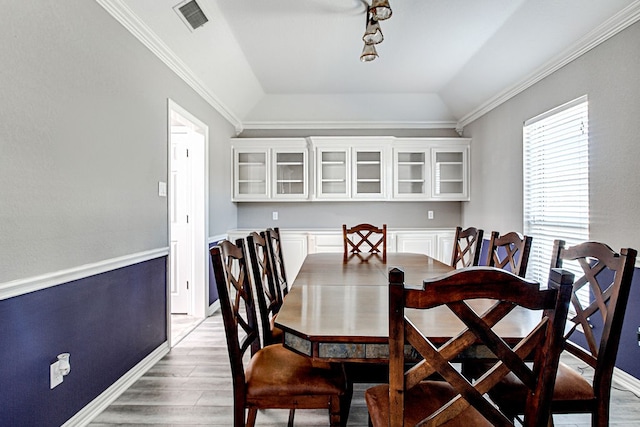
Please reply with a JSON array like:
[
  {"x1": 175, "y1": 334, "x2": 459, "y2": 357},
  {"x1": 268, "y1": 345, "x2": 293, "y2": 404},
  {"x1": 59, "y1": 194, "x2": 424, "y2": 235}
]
[{"x1": 174, "y1": 0, "x2": 209, "y2": 31}]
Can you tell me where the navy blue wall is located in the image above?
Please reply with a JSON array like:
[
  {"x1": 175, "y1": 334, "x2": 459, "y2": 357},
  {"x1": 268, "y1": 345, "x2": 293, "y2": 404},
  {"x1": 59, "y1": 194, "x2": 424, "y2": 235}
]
[
  {"x1": 0, "y1": 257, "x2": 167, "y2": 426},
  {"x1": 479, "y1": 238, "x2": 640, "y2": 379}
]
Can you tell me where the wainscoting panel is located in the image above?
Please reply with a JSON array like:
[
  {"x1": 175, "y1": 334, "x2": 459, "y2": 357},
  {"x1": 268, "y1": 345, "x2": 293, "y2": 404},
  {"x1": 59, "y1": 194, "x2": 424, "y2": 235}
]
[{"x1": 0, "y1": 255, "x2": 167, "y2": 426}]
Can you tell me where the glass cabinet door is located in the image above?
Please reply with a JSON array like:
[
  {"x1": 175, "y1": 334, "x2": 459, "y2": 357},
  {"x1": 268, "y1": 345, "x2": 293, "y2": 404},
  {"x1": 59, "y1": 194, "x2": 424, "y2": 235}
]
[
  {"x1": 235, "y1": 150, "x2": 268, "y2": 199},
  {"x1": 431, "y1": 147, "x2": 468, "y2": 200},
  {"x1": 273, "y1": 150, "x2": 307, "y2": 199},
  {"x1": 394, "y1": 150, "x2": 427, "y2": 198},
  {"x1": 353, "y1": 151, "x2": 383, "y2": 196},
  {"x1": 317, "y1": 149, "x2": 349, "y2": 198}
]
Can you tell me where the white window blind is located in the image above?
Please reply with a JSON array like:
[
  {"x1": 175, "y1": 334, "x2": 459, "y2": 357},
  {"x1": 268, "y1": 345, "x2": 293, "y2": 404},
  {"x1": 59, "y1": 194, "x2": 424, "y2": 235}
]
[{"x1": 523, "y1": 96, "x2": 589, "y2": 288}]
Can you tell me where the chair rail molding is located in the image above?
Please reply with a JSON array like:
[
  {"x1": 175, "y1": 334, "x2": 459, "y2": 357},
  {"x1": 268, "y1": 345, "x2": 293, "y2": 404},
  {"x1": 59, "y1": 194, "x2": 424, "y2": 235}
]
[{"x1": 0, "y1": 247, "x2": 170, "y2": 301}]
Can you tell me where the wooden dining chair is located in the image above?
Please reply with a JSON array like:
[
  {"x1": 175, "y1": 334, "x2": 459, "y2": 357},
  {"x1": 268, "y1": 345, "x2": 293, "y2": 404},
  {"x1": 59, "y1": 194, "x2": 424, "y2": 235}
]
[
  {"x1": 486, "y1": 231, "x2": 532, "y2": 277},
  {"x1": 365, "y1": 266, "x2": 574, "y2": 427},
  {"x1": 451, "y1": 226, "x2": 484, "y2": 268},
  {"x1": 342, "y1": 223, "x2": 387, "y2": 262},
  {"x1": 265, "y1": 227, "x2": 289, "y2": 300},
  {"x1": 489, "y1": 240, "x2": 637, "y2": 427},
  {"x1": 246, "y1": 231, "x2": 284, "y2": 346},
  {"x1": 210, "y1": 239, "x2": 352, "y2": 427}
]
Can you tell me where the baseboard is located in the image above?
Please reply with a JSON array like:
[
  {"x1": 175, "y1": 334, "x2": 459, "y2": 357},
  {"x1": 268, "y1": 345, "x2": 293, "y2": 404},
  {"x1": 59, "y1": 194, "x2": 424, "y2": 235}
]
[
  {"x1": 62, "y1": 342, "x2": 171, "y2": 427},
  {"x1": 614, "y1": 366, "x2": 640, "y2": 396},
  {"x1": 207, "y1": 299, "x2": 220, "y2": 316}
]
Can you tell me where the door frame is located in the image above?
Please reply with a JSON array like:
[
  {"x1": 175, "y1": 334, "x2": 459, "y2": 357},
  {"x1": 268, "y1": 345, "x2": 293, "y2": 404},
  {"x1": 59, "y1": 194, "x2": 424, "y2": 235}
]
[{"x1": 167, "y1": 99, "x2": 209, "y2": 340}]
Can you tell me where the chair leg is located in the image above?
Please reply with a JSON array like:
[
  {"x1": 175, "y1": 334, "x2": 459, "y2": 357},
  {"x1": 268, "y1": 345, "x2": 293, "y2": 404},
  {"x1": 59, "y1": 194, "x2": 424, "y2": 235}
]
[
  {"x1": 246, "y1": 408, "x2": 258, "y2": 427},
  {"x1": 340, "y1": 380, "x2": 354, "y2": 427},
  {"x1": 287, "y1": 409, "x2": 295, "y2": 427},
  {"x1": 329, "y1": 395, "x2": 342, "y2": 427}
]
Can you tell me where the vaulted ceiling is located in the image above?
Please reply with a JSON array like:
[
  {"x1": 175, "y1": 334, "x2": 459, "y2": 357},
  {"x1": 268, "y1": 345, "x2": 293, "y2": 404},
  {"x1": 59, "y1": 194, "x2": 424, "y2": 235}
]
[{"x1": 103, "y1": 0, "x2": 639, "y2": 132}]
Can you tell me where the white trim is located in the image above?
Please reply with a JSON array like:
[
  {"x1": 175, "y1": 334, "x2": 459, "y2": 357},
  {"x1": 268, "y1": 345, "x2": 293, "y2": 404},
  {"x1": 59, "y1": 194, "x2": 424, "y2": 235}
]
[
  {"x1": 208, "y1": 234, "x2": 228, "y2": 245},
  {"x1": 242, "y1": 120, "x2": 459, "y2": 130},
  {"x1": 457, "y1": 0, "x2": 640, "y2": 129},
  {"x1": 207, "y1": 299, "x2": 220, "y2": 317},
  {"x1": 95, "y1": 0, "x2": 243, "y2": 134},
  {"x1": 0, "y1": 248, "x2": 169, "y2": 301},
  {"x1": 62, "y1": 342, "x2": 170, "y2": 427},
  {"x1": 614, "y1": 366, "x2": 640, "y2": 396}
]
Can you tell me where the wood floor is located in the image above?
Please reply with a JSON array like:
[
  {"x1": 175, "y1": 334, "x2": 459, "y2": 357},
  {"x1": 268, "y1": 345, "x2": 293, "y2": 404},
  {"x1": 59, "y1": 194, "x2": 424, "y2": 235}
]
[{"x1": 90, "y1": 310, "x2": 640, "y2": 426}]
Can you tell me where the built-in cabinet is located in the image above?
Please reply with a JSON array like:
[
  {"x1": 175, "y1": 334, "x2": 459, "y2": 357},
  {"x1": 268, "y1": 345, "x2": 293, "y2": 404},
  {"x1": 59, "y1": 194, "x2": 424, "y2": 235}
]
[
  {"x1": 312, "y1": 137, "x2": 392, "y2": 200},
  {"x1": 231, "y1": 137, "x2": 470, "y2": 202},
  {"x1": 228, "y1": 228, "x2": 456, "y2": 282},
  {"x1": 232, "y1": 138, "x2": 308, "y2": 201}
]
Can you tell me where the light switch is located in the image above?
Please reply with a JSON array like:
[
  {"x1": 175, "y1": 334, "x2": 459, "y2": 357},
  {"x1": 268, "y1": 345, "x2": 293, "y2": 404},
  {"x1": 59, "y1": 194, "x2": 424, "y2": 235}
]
[
  {"x1": 272, "y1": 211, "x2": 278, "y2": 221},
  {"x1": 158, "y1": 181, "x2": 167, "y2": 197}
]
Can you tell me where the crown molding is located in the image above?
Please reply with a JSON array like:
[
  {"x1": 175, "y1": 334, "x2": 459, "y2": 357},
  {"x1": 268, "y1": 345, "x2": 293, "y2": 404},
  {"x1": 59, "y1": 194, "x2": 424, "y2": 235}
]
[
  {"x1": 456, "y1": 0, "x2": 640, "y2": 131},
  {"x1": 242, "y1": 120, "x2": 459, "y2": 131},
  {"x1": 96, "y1": 0, "x2": 244, "y2": 134}
]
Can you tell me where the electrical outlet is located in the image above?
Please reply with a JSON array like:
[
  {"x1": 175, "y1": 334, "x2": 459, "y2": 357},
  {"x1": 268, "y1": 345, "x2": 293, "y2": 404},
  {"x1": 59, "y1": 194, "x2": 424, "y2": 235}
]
[
  {"x1": 428, "y1": 210, "x2": 434, "y2": 220},
  {"x1": 637, "y1": 327, "x2": 640, "y2": 347},
  {"x1": 50, "y1": 361, "x2": 63, "y2": 389},
  {"x1": 272, "y1": 211, "x2": 278, "y2": 221}
]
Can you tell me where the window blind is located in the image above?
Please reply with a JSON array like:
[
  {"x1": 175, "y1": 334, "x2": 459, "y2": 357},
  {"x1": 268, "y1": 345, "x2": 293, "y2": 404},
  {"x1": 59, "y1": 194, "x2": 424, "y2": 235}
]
[{"x1": 523, "y1": 96, "x2": 589, "y2": 290}]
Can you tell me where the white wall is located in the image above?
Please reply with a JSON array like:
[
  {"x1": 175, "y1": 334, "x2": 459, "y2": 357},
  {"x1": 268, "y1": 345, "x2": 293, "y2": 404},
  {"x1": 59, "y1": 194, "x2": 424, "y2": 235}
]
[
  {"x1": 462, "y1": 20, "x2": 640, "y2": 252},
  {"x1": 0, "y1": 0, "x2": 237, "y2": 283}
]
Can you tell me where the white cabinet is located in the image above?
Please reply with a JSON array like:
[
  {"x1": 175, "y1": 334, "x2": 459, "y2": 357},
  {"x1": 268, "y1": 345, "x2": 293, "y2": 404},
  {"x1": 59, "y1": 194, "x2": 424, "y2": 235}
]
[
  {"x1": 232, "y1": 138, "x2": 308, "y2": 201},
  {"x1": 228, "y1": 228, "x2": 456, "y2": 281},
  {"x1": 311, "y1": 137, "x2": 391, "y2": 200},
  {"x1": 431, "y1": 145, "x2": 469, "y2": 200},
  {"x1": 231, "y1": 137, "x2": 470, "y2": 202},
  {"x1": 392, "y1": 138, "x2": 470, "y2": 201}
]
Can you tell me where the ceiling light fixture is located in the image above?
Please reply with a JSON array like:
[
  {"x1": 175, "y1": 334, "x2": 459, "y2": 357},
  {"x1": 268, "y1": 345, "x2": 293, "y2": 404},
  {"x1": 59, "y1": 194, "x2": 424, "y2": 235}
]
[
  {"x1": 360, "y1": 0, "x2": 392, "y2": 62},
  {"x1": 370, "y1": 0, "x2": 392, "y2": 21}
]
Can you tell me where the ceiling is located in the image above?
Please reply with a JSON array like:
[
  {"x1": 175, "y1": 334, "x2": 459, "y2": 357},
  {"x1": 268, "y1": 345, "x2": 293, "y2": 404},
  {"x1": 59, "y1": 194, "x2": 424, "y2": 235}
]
[{"x1": 110, "y1": 0, "x2": 639, "y2": 132}]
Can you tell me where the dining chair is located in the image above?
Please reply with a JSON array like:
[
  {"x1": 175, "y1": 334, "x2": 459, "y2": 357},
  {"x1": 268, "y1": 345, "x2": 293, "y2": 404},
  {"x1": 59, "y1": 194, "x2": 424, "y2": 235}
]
[
  {"x1": 342, "y1": 223, "x2": 387, "y2": 262},
  {"x1": 210, "y1": 239, "x2": 352, "y2": 427},
  {"x1": 451, "y1": 226, "x2": 484, "y2": 268},
  {"x1": 486, "y1": 231, "x2": 532, "y2": 277},
  {"x1": 246, "y1": 231, "x2": 283, "y2": 346},
  {"x1": 365, "y1": 266, "x2": 574, "y2": 427},
  {"x1": 488, "y1": 240, "x2": 637, "y2": 427},
  {"x1": 265, "y1": 227, "x2": 289, "y2": 300}
]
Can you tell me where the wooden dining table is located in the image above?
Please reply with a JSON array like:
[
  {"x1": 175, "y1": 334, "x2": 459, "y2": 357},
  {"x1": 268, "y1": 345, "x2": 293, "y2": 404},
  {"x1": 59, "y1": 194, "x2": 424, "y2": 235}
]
[{"x1": 274, "y1": 252, "x2": 544, "y2": 363}]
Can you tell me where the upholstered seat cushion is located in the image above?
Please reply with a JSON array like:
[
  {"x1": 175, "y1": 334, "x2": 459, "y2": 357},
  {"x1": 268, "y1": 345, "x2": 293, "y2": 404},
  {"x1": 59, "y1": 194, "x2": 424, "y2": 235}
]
[
  {"x1": 246, "y1": 344, "x2": 346, "y2": 397},
  {"x1": 490, "y1": 361, "x2": 595, "y2": 407},
  {"x1": 365, "y1": 381, "x2": 493, "y2": 427}
]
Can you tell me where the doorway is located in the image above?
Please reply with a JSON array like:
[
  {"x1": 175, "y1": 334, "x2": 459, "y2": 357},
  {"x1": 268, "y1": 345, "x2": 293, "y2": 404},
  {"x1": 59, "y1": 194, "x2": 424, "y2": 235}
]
[{"x1": 168, "y1": 100, "x2": 208, "y2": 346}]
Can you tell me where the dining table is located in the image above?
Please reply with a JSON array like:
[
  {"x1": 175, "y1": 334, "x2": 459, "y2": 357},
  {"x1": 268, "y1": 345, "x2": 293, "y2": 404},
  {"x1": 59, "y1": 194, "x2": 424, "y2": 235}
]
[{"x1": 274, "y1": 252, "x2": 544, "y2": 363}]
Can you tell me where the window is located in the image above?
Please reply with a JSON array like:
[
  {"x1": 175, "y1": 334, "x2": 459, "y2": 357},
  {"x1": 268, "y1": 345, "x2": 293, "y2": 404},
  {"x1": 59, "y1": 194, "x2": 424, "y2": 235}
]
[{"x1": 523, "y1": 96, "x2": 589, "y2": 292}]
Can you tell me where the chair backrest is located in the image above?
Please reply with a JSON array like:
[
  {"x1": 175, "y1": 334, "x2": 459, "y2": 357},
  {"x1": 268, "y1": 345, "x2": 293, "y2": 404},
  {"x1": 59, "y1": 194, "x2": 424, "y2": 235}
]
[
  {"x1": 265, "y1": 227, "x2": 288, "y2": 299},
  {"x1": 451, "y1": 226, "x2": 484, "y2": 268},
  {"x1": 388, "y1": 266, "x2": 574, "y2": 427},
  {"x1": 549, "y1": 240, "x2": 637, "y2": 397},
  {"x1": 210, "y1": 239, "x2": 261, "y2": 401},
  {"x1": 486, "y1": 231, "x2": 532, "y2": 277},
  {"x1": 342, "y1": 223, "x2": 387, "y2": 261},
  {"x1": 246, "y1": 231, "x2": 282, "y2": 345}
]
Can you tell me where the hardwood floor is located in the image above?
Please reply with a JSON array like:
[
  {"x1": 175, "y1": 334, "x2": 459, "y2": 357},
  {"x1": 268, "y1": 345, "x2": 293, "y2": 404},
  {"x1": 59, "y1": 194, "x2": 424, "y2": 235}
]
[{"x1": 90, "y1": 310, "x2": 640, "y2": 426}]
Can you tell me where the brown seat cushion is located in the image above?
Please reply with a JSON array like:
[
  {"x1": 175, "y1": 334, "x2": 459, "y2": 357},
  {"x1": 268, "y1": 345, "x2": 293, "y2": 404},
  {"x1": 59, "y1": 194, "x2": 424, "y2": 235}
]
[
  {"x1": 490, "y1": 361, "x2": 595, "y2": 407},
  {"x1": 365, "y1": 381, "x2": 493, "y2": 427},
  {"x1": 246, "y1": 344, "x2": 346, "y2": 397}
]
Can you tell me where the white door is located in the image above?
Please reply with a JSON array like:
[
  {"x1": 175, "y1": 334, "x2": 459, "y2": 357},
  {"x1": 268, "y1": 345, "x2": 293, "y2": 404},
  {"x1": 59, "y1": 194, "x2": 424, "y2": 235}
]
[{"x1": 170, "y1": 130, "x2": 192, "y2": 313}]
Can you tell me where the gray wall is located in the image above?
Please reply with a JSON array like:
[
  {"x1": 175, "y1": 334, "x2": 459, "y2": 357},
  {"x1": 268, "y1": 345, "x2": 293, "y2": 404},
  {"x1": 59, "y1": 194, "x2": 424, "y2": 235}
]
[
  {"x1": 0, "y1": 1, "x2": 237, "y2": 283},
  {"x1": 462, "y1": 20, "x2": 640, "y2": 253},
  {"x1": 235, "y1": 128, "x2": 463, "y2": 230}
]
